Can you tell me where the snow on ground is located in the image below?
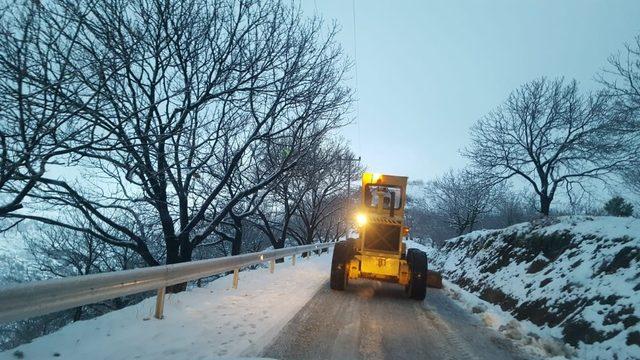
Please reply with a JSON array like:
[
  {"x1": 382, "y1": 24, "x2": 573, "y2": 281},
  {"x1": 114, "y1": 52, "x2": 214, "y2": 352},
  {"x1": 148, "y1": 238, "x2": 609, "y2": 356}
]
[
  {"x1": 0, "y1": 252, "x2": 333, "y2": 360},
  {"x1": 430, "y1": 216, "x2": 640, "y2": 360},
  {"x1": 408, "y1": 238, "x2": 574, "y2": 358},
  {"x1": 443, "y1": 279, "x2": 576, "y2": 359}
]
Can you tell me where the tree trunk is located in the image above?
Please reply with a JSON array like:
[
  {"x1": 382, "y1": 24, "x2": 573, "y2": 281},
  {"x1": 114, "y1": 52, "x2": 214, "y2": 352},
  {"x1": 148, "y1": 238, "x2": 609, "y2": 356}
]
[
  {"x1": 167, "y1": 278, "x2": 188, "y2": 293},
  {"x1": 166, "y1": 238, "x2": 192, "y2": 293},
  {"x1": 231, "y1": 236, "x2": 242, "y2": 256},
  {"x1": 231, "y1": 215, "x2": 243, "y2": 256},
  {"x1": 166, "y1": 238, "x2": 181, "y2": 265},
  {"x1": 540, "y1": 195, "x2": 552, "y2": 216},
  {"x1": 274, "y1": 239, "x2": 285, "y2": 263}
]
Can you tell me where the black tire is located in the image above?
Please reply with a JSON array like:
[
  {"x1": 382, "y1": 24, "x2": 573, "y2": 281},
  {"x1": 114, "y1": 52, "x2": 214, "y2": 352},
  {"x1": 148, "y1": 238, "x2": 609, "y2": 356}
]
[
  {"x1": 404, "y1": 248, "x2": 419, "y2": 293},
  {"x1": 406, "y1": 249, "x2": 428, "y2": 300},
  {"x1": 330, "y1": 240, "x2": 354, "y2": 290},
  {"x1": 406, "y1": 248, "x2": 419, "y2": 264}
]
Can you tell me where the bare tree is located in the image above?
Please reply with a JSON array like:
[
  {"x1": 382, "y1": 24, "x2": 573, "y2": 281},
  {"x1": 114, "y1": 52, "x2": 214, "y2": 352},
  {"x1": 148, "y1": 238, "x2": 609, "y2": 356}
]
[
  {"x1": 289, "y1": 142, "x2": 360, "y2": 245},
  {"x1": 26, "y1": 227, "x2": 108, "y2": 280},
  {"x1": 0, "y1": 2, "x2": 93, "y2": 219},
  {"x1": 206, "y1": 129, "x2": 314, "y2": 256},
  {"x1": 598, "y1": 35, "x2": 640, "y2": 194},
  {"x1": 465, "y1": 78, "x2": 634, "y2": 215},
  {"x1": 491, "y1": 187, "x2": 537, "y2": 226},
  {"x1": 7, "y1": 0, "x2": 351, "y2": 275},
  {"x1": 428, "y1": 170, "x2": 498, "y2": 236},
  {"x1": 254, "y1": 173, "x2": 309, "y2": 251},
  {"x1": 405, "y1": 180, "x2": 452, "y2": 243},
  {"x1": 404, "y1": 207, "x2": 455, "y2": 245},
  {"x1": 599, "y1": 35, "x2": 640, "y2": 127},
  {"x1": 25, "y1": 224, "x2": 146, "y2": 320},
  {"x1": 0, "y1": 223, "x2": 146, "y2": 350},
  {"x1": 254, "y1": 140, "x2": 360, "y2": 249}
]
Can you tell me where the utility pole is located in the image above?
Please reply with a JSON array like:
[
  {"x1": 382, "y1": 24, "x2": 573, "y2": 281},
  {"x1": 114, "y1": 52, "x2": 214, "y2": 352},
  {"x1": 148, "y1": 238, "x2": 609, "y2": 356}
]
[{"x1": 337, "y1": 156, "x2": 361, "y2": 240}]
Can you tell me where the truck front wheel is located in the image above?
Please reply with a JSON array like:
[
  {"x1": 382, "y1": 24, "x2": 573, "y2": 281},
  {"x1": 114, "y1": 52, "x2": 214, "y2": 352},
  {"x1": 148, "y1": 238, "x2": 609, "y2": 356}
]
[
  {"x1": 330, "y1": 240, "x2": 353, "y2": 290},
  {"x1": 406, "y1": 249, "x2": 428, "y2": 300}
]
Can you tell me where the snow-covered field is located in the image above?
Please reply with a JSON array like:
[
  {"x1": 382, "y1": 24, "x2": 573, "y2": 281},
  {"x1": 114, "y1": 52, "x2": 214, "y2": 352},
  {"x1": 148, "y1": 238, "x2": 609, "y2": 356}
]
[
  {"x1": 0, "y1": 253, "x2": 333, "y2": 360},
  {"x1": 430, "y1": 216, "x2": 640, "y2": 360}
]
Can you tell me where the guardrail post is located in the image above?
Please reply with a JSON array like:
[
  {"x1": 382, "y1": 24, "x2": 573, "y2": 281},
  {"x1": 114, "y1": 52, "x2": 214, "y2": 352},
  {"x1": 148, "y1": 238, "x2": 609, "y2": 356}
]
[
  {"x1": 154, "y1": 287, "x2": 166, "y2": 319},
  {"x1": 270, "y1": 259, "x2": 275, "y2": 273},
  {"x1": 232, "y1": 269, "x2": 239, "y2": 289},
  {"x1": 292, "y1": 254, "x2": 296, "y2": 266}
]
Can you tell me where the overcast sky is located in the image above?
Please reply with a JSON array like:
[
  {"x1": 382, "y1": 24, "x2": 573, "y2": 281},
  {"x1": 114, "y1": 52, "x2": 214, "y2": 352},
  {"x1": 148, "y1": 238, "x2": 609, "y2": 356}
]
[{"x1": 301, "y1": 0, "x2": 640, "y2": 181}]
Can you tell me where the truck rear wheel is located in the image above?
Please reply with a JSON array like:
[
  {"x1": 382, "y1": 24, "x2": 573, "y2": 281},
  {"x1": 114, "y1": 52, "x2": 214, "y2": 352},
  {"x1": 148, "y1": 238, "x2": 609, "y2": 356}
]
[
  {"x1": 406, "y1": 249, "x2": 427, "y2": 300},
  {"x1": 330, "y1": 240, "x2": 354, "y2": 291}
]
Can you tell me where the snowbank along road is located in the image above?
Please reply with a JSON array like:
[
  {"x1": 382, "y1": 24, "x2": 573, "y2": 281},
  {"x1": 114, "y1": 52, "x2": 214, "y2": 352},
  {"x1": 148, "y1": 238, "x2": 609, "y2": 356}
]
[{"x1": 263, "y1": 279, "x2": 537, "y2": 360}]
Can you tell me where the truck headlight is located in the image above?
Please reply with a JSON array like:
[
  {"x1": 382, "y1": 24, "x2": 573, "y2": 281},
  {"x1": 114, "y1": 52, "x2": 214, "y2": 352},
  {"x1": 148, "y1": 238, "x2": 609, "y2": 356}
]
[{"x1": 356, "y1": 213, "x2": 367, "y2": 227}]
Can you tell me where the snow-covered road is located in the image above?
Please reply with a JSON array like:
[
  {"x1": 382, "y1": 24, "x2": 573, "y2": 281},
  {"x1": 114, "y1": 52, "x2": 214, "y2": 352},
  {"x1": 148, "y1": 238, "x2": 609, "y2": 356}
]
[{"x1": 262, "y1": 279, "x2": 537, "y2": 360}]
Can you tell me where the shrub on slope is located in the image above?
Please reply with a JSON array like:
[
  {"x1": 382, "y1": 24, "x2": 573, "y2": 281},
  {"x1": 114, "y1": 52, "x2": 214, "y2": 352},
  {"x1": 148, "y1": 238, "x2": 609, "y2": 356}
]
[{"x1": 431, "y1": 216, "x2": 640, "y2": 359}]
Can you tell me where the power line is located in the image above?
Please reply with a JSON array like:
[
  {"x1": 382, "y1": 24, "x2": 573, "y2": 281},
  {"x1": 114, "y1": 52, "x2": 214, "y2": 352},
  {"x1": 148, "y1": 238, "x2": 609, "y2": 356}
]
[{"x1": 352, "y1": 0, "x2": 361, "y2": 156}]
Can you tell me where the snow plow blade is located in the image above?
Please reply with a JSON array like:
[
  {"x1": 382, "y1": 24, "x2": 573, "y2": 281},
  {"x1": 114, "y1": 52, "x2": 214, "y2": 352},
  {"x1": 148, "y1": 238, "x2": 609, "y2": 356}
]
[{"x1": 426, "y1": 270, "x2": 443, "y2": 289}]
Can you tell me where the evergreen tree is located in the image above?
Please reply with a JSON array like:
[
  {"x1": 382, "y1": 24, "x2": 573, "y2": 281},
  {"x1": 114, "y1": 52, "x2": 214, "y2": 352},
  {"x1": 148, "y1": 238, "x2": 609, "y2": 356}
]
[{"x1": 603, "y1": 196, "x2": 634, "y2": 217}]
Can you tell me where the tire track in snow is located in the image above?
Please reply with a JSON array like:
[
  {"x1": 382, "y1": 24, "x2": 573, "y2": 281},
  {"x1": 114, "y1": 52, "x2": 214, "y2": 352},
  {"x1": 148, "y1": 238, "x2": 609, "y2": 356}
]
[
  {"x1": 420, "y1": 304, "x2": 480, "y2": 360},
  {"x1": 263, "y1": 280, "x2": 535, "y2": 360}
]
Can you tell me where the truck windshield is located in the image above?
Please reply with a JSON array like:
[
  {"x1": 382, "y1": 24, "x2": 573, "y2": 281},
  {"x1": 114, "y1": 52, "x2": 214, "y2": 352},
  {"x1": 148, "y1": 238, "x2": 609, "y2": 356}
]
[{"x1": 364, "y1": 185, "x2": 402, "y2": 210}]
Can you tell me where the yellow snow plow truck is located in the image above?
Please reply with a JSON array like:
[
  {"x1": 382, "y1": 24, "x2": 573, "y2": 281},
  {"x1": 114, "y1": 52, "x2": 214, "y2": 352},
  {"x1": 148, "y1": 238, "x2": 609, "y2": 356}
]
[{"x1": 330, "y1": 172, "x2": 429, "y2": 300}]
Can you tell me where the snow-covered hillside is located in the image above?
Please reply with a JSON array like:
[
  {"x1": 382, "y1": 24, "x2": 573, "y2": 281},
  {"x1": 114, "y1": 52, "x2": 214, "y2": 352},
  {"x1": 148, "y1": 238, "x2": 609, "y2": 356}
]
[
  {"x1": 0, "y1": 253, "x2": 333, "y2": 360},
  {"x1": 0, "y1": 231, "x2": 32, "y2": 286},
  {"x1": 431, "y1": 216, "x2": 640, "y2": 359},
  {"x1": 405, "y1": 180, "x2": 429, "y2": 209}
]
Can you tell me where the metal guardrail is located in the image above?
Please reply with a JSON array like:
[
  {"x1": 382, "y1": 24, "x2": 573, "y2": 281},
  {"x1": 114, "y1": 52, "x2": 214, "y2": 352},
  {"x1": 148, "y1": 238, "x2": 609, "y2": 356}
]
[{"x1": 0, "y1": 242, "x2": 336, "y2": 324}]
